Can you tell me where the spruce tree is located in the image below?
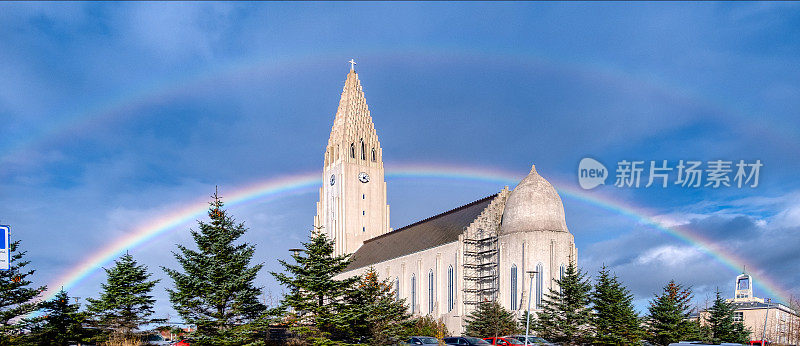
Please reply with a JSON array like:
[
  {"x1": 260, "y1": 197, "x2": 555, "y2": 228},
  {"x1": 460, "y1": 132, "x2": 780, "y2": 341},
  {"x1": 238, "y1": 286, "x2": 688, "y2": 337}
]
[
  {"x1": 271, "y1": 228, "x2": 357, "y2": 341},
  {"x1": 591, "y1": 265, "x2": 642, "y2": 345},
  {"x1": 646, "y1": 280, "x2": 698, "y2": 345},
  {"x1": 337, "y1": 268, "x2": 412, "y2": 344},
  {"x1": 86, "y1": 252, "x2": 160, "y2": 337},
  {"x1": 163, "y1": 191, "x2": 266, "y2": 344},
  {"x1": 705, "y1": 288, "x2": 749, "y2": 344},
  {"x1": 24, "y1": 289, "x2": 90, "y2": 345},
  {"x1": 0, "y1": 240, "x2": 46, "y2": 342},
  {"x1": 533, "y1": 261, "x2": 593, "y2": 345},
  {"x1": 464, "y1": 300, "x2": 520, "y2": 338}
]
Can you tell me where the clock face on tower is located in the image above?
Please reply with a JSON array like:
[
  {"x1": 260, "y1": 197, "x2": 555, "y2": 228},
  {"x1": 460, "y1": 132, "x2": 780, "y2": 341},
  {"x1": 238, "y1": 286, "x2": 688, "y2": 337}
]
[
  {"x1": 330, "y1": 174, "x2": 335, "y2": 186},
  {"x1": 358, "y1": 172, "x2": 370, "y2": 183}
]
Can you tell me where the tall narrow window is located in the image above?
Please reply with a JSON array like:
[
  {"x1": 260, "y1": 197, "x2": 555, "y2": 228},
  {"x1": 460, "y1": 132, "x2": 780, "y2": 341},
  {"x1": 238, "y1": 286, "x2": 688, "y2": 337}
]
[
  {"x1": 428, "y1": 270, "x2": 435, "y2": 314},
  {"x1": 559, "y1": 264, "x2": 565, "y2": 294},
  {"x1": 447, "y1": 265, "x2": 454, "y2": 312},
  {"x1": 410, "y1": 274, "x2": 416, "y2": 313},
  {"x1": 511, "y1": 264, "x2": 518, "y2": 310},
  {"x1": 360, "y1": 139, "x2": 365, "y2": 160},
  {"x1": 395, "y1": 278, "x2": 400, "y2": 301},
  {"x1": 535, "y1": 263, "x2": 543, "y2": 309},
  {"x1": 350, "y1": 143, "x2": 355, "y2": 158},
  {"x1": 371, "y1": 148, "x2": 376, "y2": 162}
]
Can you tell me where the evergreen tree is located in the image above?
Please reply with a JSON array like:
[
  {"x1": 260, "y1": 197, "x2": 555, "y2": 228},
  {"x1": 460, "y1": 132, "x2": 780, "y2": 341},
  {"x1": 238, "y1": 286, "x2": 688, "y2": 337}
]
[
  {"x1": 337, "y1": 268, "x2": 412, "y2": 344},
  {"x1": 86, "y1": 252, "x2": 160, "y2": 337},
  {"x1": 271, "y1": 228, "x2": 357, "y2": 342},
  {"x1": 518, "y1": 310, "x2": 533, "y2": 334},
  {"x1": 533, "y1": 261, "x2": 593, "y2": 345},
  {"x1": 646, "y1": 280, "x2": 698, "y2": 345},
  {"x1": 591, "y1": 265, "x2": 642, "y2": 345},
  {"x1": 705, "y1": 288, "x2": 749, "y2": 344},
  {"x1": 464, "y1": 300, "x2": 520, "y2": 338},
  {"x1": 163, "y1": 191, "x2": 266, "y2": 344},
  {"x1": 0, "y1": 240, "x2": 46, "y2": 343},
  {"x1": 24, "y1": 289, "x2": 90, "y2": 345}
]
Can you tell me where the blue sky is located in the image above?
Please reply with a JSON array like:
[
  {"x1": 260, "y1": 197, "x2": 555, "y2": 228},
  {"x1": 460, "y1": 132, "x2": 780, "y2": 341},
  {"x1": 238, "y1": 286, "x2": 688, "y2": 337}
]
[{"x1": 2, "y1": 2, "x2": 800, "y2": 319}]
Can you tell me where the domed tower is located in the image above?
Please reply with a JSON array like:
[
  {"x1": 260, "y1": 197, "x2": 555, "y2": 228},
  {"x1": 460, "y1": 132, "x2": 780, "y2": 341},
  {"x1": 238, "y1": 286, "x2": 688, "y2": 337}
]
[{"x1": 498, "y1": 165, "x2": 577, "y2": 312}]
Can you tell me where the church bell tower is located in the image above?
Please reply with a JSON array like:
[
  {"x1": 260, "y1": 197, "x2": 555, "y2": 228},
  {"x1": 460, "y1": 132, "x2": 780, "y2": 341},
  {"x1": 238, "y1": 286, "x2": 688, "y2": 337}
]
[{"x1": 314, "y1": 61, "x2": 391, "y2": 256}]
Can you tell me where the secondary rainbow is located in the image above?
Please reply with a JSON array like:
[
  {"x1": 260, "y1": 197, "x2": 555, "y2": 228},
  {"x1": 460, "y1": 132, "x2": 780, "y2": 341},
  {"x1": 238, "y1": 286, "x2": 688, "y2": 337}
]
[
  {"x1": 44, "y1": 164, "x2": 792, "y2": 305},
  {"x1": 7, "y1": 48, "x2": 799, "y2": 168}
]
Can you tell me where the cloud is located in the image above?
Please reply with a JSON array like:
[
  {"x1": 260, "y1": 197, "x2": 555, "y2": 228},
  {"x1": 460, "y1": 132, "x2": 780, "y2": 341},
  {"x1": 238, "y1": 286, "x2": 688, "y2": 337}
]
[
  {"x1": 582, "y1": 190, "x2": 800, "y2": 311},
  {"x1": 122, "y1": 2, "x2": 235, "y2": 62},
  {"x1": 635, "y1": 245, "x2": 704, "y2": 267}
]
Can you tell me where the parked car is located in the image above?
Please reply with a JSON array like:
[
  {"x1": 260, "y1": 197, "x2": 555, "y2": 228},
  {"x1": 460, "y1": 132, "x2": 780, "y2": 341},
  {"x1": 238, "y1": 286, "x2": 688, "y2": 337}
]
[
  {"x1": 484, "y1": 336, "x2": 523, "y2": 345},
  {"x1": 404, "y1": 336, "x2": 441, "y2": 344},
  {"x1": 144, "y1": 333, "x2": 171, "y2": 345},
  {"x1": 504, "y1": 335, "x2": 555, "y2": 345},
  {"x1": 443, "y1": 336, "x2": 491, "y2": 345},
  {"x1": 174, "y1": 339, "x2": 193, "y2": 346}
]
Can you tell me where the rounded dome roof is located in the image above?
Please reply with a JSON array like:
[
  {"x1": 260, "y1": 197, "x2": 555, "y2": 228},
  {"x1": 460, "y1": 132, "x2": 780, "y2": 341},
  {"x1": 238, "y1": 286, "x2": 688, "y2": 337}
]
[{"x1": 501, "y1": 165, "x2": 568, "y2": 234}]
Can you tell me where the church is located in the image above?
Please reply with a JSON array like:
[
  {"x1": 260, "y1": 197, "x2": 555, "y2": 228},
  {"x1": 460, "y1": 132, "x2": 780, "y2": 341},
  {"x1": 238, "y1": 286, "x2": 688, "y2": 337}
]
[{"x1": 312, "y1": 63, "x2": 578, "y2": 333}]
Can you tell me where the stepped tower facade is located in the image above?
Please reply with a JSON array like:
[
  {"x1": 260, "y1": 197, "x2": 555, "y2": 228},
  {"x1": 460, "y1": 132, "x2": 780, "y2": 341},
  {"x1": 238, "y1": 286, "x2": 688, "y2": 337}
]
[{"x1": 314, "y1": 64, "x2": 391, "y2": 256}]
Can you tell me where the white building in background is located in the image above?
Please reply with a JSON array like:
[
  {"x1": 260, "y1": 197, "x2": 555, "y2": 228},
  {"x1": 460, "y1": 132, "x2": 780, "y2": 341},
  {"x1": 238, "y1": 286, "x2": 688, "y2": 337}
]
[
  {"x1": 312, "y1": 64, "x2": 577, "y2": 333},
  {"x1": 698, "y1": 273, "x2": 799, "y2": 345}
]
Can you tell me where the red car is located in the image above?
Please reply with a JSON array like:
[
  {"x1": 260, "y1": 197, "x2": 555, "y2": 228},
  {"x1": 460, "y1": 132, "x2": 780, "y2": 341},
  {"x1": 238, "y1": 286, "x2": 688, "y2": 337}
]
[
  {"x1": 483, "y1": 337, "x2": 523, "y2": 345},
  {"x1": 173, "y1": 339, "x2": 193, "y2": 346}
]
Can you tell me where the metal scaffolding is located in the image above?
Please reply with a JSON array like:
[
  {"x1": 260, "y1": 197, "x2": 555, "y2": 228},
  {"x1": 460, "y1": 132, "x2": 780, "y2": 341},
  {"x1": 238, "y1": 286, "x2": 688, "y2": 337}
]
[{"x1": 462, "y1": 227, "x2": 499, "y2": 312}]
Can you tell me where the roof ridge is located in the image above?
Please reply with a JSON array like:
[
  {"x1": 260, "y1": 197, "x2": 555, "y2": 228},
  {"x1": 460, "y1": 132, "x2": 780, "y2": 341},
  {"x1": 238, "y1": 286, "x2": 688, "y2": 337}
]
[{"x1": 362, "y1": 193, "x2": 499, "y2": 244}]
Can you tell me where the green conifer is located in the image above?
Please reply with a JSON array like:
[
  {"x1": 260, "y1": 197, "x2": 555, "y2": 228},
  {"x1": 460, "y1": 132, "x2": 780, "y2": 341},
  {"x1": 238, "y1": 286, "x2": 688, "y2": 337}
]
[
  {"x1": 0, "y1": 240, "x2": 46, "y2": 343},
  {"x1": 533, "y1": 261, "x2": 593, "y2": 345},
  {"x1": 25, "y1": 289, "x2": 90, "y2": 345},
  {"x1": 464, "y1": 300, "x2": 520, "y2": 338},
  {"x1": 646, "y1": 280, "x2": 698, "y2": 345},
  {"x1": 271, "y1": 228, "x2": 356, "y2": 342},
  {"x1": 591, "y1": 265, "x2": 642, "y2": 345},
  {"x1": 163, "y1": 191, "x2": 265, "y2": 344},
  {"x1": 338, "y1": 268, "x2": 412, "y2": 344},
  {"x1": 705, "y1": 288, "x2": 749, "y2": 344},
  {"x1": 86, "y1": 252, "x2": 160, "y2": 337}
]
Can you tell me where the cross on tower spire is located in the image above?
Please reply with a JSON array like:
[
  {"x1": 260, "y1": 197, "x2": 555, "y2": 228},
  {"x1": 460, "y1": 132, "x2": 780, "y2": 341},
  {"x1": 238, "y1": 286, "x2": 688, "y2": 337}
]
[{"x1": 349, "y1": 59, "x2": 356, "y2": 71}]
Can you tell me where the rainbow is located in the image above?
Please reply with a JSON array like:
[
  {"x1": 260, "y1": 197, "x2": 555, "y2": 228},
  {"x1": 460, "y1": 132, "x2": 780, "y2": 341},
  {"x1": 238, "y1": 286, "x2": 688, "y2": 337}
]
[{"x1": 44, "y1": 164, "x2": 793, "y2": 305}]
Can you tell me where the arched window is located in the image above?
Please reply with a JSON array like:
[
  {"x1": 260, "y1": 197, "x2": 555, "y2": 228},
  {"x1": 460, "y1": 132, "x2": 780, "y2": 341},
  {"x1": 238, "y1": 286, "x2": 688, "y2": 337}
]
[
  {"x1": 428, "y1": 270, "x2": 435, "y2": 314},
  {"x1": 535, "y1": 263, "x2": 543, "y2": 309},
  {"x1": 395, "y1": 277, "x2": 400, "y2": 301},
  {"x1": 371, "y1": 148, "x2": 376, "y2": 162},
  {"x1": 350, "y1": 143, "x2": 355, "y2": 158},
  {"x1": 360, "y1": 139, "x2": 365, "y2": 160},
  {"x1": 447, "y1": 265, "x2": 454, "y2": 312},
  {"x1": 510, "y1": 264, "x2": 518, "y2": 310},
  {"x1": 410, "y1": 274, "x2": 416, "y2": 313}
]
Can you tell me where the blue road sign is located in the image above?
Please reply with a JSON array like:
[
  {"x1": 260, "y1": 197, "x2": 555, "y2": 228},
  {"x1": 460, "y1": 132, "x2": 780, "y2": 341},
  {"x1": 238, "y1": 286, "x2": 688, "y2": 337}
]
[{"x1": 0, "y1": 226, "x2": 9, "y2": 271}]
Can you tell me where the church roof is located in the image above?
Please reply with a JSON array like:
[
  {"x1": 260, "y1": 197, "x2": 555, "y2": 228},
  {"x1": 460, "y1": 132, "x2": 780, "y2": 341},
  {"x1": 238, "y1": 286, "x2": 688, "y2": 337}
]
[
  {"x1": 345, "y1": 193, "x2": 498, "y2": 271},
  {"x1": 730, "y1": 301, "x2": 798, "y2": 315}
]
